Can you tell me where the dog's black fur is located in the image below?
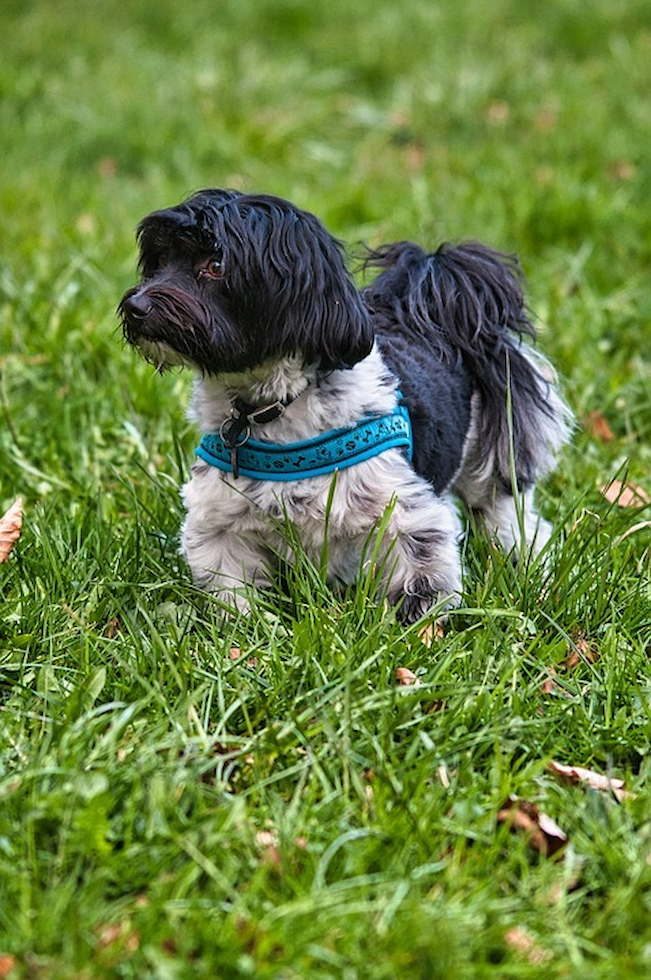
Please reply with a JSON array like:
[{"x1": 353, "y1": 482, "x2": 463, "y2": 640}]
[
  {"x1": 119, "y1": 189, "x2": 570, "y2": 620},
  {"x1": 365, "y1": 240, "x2": 553, "y2": 491},
  {"x1": 121, "y1": 189, "x2": 557, "y2": 496},
  {"x1": 126, "y1": 190, "x2": 373, "y2": 374}
]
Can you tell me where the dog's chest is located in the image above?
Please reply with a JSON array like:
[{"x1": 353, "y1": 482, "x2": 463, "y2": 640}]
[
  {"x1": 184, "y1": 459, "x2": 334, "y2": 532},
  {"x1": 183, "y1": 452, "x2": 400, "y2": 549}
]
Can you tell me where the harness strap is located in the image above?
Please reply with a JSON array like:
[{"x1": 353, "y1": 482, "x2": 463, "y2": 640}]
[{"x1": 196, "y1": 397, "x2": 412, "y2": 482}]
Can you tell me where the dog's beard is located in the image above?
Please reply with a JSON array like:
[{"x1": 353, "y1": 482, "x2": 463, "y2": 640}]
[
  {"x1": 131, "y1": 337, "x2": 195, "y2": 372},
  {"x1": 121, "y1": 284, "x2": 249, "y2": 374}
]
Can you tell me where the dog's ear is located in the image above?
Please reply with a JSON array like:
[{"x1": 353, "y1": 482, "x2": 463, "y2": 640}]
[
  {"x1": 282, "y1": 216, "x2": 374, "y2": 369},
  {"x1": 223, "y1": 197, "x2": 375, "y2": 370}
]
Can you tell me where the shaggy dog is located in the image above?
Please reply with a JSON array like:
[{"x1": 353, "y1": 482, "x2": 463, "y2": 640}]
[{"x1": 119, "y1": 189, "x2": 571, "y2": 622}]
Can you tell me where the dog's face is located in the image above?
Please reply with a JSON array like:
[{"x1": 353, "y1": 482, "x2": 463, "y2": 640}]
[{"x1": 118, "y1": 189, "x2": 373, "y2": 375}]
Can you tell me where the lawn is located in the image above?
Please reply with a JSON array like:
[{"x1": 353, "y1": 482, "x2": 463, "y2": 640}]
[{"x1": 1, "y1": 0, "x2": 650, "y2": 976}]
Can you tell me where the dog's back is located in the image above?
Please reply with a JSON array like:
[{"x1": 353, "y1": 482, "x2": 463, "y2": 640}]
[{"x1": 364, "y1": 241, "x2": 572, "y2": 500}]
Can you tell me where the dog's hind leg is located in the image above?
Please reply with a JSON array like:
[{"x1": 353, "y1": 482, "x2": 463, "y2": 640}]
[{"x1": 471, "y1": 486, "x2": 552, "y2": 558}]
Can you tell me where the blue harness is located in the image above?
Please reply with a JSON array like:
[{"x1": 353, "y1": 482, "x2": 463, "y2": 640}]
[{"x1": 195, "y1": 397, "x2": 413, "y2": 482}]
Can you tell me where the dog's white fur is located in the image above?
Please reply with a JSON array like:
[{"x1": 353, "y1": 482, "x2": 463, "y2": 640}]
[
  {"x1": 119, "y1": 191, "x2": 573, "y2": 622},
  {"x1": 181, "y1": 344, "x2": 569, "y2": 616}
]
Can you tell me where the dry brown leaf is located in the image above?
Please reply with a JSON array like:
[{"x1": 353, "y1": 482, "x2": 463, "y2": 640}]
[
  {"x1": 547, "y1": 760, "x2": 630, "y2": 801},
  {"x1": 425, "y1": 698, "x2": 448, "y2": 714},
  {"x1": 541, "y1": 666, "x2": 563, "y2": 696},
  {"x1": 396, "y1": 666, "x2": 420, "y2": 687},
  {"x1": 600, "y1": 480, "x2": 649, "y2": 508},
  {"x1": 0, "y1": 956, "x2": 16, "y2": 979},
  {"x1": 97, "y1": 923, "x2": 125, "y2": 949},
  {"x1": 105, "y1": 617, "x2": 122, "y2": 639},
  {"x1": 543, "y1": 638, "x2": 597, "y2": 692},
  {"x1": 96, "y1": 921, "x2": 140, "y2": 955},
  {"x1": 583, "y1": 410, "x2": 614, "y2": 443},
  {"x1": 497, "y1": 795, "x2": 568, "y2": 857},
  {"x1": 565, "y1": 636, "x2": 597, "y2": 670},
  {"x1": 418, "y1": 621, "x2": 445, "y2": 647},
  {"x1": 0, "y1": 498, "x2": 22, "y2": 563},
  {"x1": 505, "y1": 927, "x2": 553, "y2": 965},
  {"x1": 229, "y1": 647, "x2": 258, "y2": 667}
]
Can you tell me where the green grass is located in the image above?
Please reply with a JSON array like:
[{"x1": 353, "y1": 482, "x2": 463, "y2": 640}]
[{"x1": 1, "y1": 0, "x2": 651, "y2": 976}]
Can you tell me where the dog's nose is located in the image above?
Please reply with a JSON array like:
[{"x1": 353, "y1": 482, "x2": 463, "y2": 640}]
[{"x1": 122, "y1": 292, "x2": 153, "y2": 320}]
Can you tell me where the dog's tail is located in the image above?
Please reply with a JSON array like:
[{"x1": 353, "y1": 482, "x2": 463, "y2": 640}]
[{"x1": 364, "y1": 241, "x2": 572, "y2": 487}]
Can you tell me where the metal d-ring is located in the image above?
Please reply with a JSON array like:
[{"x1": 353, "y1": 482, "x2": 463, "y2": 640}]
[{"x1": 219, "y1": 415, "x2": 251, "y2": 449}]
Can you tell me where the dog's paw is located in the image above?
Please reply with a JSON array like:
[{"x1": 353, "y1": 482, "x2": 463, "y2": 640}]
[{"x1": 393, "y1": 576, "x2": 461, "y2": 625}]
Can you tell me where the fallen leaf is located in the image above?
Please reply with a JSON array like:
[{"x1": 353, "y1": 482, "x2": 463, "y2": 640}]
[
  {"x1": 505, "y1": 927, "x2": 552, "y2": 964},
  {"x1": 396, "y1": 666, "x2": 420, "y2": 687},
  {"x1": 418, "y1": 621, "x2": 445, "y2": 647},
  {"x1": 105, "y1": 617, "x2": 122, "y2": 639},
  {"x1": 0, "y1": 955, "x2": 16, "y2": 979},
  {"x1": 565, "y1": 636, "x2": 597, "y2": 670},
  {"x1": 541, "y1": 665, "x2": 565, "y2": 696},
  {"x1": 0, "y1": 498, "x2": 22, "y2": 563},
  {"x1": 229, "y1": 647, "x2": 258, "y2": 667},
  {"x1": 600, "y1": 480, "x2": 649, "y2": 508},
  {"x1": 425, "y1": 698, "x2": 448, "y2": 714},
  {"x1": 96, "y1": 921, "x2": 140, "y2": 955},
  {"x1": 583, "y1": 410, "x2": 614, "y2": 443},
  {"x1": 497, "y1": 795, "x2": 568, "y2": 857},
  {"x1": 547, "y1": 761, "x2": 630, "y2": 801}
]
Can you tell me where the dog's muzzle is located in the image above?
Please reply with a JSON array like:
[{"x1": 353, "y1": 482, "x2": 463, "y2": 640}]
[
  {"x1": 121, "y1": 292, "x2": 152, "y2": 320},
  {"x1": 120, "y1": 291, "x2": 153, "y2": 340}
]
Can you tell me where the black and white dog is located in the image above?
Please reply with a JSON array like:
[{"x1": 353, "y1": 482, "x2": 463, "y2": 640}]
[{"x1": 119, "y1": 189, "x2": 571, "y2": 622}]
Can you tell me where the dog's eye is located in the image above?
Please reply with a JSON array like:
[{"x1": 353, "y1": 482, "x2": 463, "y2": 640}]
[{"x1": 198, "y1": 255, "x2": 224, "y2": 280}]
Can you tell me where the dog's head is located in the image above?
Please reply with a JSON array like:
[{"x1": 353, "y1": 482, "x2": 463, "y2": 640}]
[{"x1": 118, "y1": 189, "x2": 373, "y2": 375}]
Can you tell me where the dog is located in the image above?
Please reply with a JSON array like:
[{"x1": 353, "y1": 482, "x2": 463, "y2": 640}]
[{"x1": 119, "y1": 189, "x2": 572, "y2": 623}]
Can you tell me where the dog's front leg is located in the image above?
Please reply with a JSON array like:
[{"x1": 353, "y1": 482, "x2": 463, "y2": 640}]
[
  {"x1": 181, "y1": 520, "x2": 272, "y2": 615},
  {"x1": 382, "y1": 489, "x2": 463, "y2": 624}
]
